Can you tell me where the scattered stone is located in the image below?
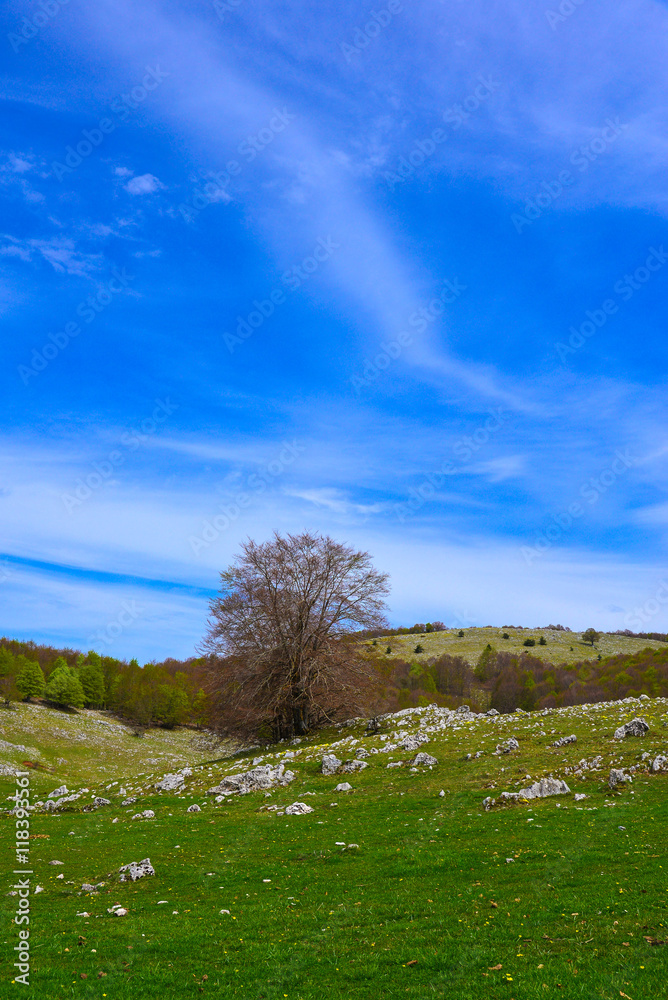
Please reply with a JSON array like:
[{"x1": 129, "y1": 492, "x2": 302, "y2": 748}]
[
  {"x1": 346, "y1": 843, "x2": 360, "y2": 849},
  {"x1": 334, "y1": 782, "x2": 353, "y2": 792},
  {"x1": 438, "y1": 789, "x2": 445, "y2": 797},
  {"x1": 495, "y1": 737, "x2": 519, "y2": 755},
  {"x1": 609, "y1": 769, "x2": 632, "y2": 789},
  {"x1": 187, "y1": 804, "x2": 201, "y2": 813},
  {"x1": 574, "y1": 793, "x2": 588, "y2": 801},
  {"x1": 76, "y1": 911, "x2": 90, "y2": 917},
  {"x1": 81, "y1": 884, "x2": 96, "y2": 892},
  {"x1": 411, "y1": 753, "x2": 438, "y2": 767},
  {"x1": 121, "y1": 797, "x2": 137, "y2": 806},
  {"x1": 552, "y1": 735, "x2": 577, "y2": 747},
  {"x1": 486, "y1": 777, "x2": 570, "y2": 808},
  {"x1": 48, "y1": 860, "x2": 64, "y2": 866},
  {"x1": 456, "y1": 705, "x2": 472, "y2": 714},
  {"x1": 340, "y1": 759, "x2": 368, "y2": 773},
  {"x1": 321, "y1": 755, "x2": 343, "y2": 775},
  {"x1": 400, "y1": 733, "x2": 431, "y2": 752},
  {"x1": 387, "y1": 762, "x2": 402, "y2": 769},
  {"x1": 154, "y1": 773, "x2": 185, "y2": 792},
  {"x1": 33, "y1": 886, "x2": 44, "y2": 894},
  {"x1": 209, "y1": 764, "x2": 296, "y2": 796},
  {"x1": 614, "y1": 718, "x2": 649, "y2": 740},
  {"x1": 219, "y1": 909, "x2": 231, "y2": 915},
  {"x1": 93, "y1": 797, "x2": 111, "y2": 808},
  {"x1": 284, "y1": 802, "x2": 313, "y2": 815},
  {"x1": 114, "y1": 908, "x2": 129, "y2": 916},
  {"x1": 118, "y1": 858, "x2": 155, "y2": 882},
  {"x1": 486, "y1": 709, "x2": 499, "y2": 717},
  {"x1": 651, "y1": 755, "x2": 668, "y2": 772},
  {"x1": 48, "y1": 785, "x2": 69, "y2": 799},
  {"x1": 131, "y1": 810, "x2": 155, "y2": 820}
]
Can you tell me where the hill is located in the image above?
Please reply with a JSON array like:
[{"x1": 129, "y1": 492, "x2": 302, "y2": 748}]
[
  {"x1": 364, "y1": 625, "x2": 668, "y2": 667},
  {"x1": 1, "y1": 694, "x2": 667, "y2": 998}
]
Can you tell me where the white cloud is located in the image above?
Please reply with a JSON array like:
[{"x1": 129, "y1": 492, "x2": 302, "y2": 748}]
[
  {"x1": 124, "y1": 173, "x2": 165, "y2": 195},
  {"x1": 0, "y1": 235, "x2": 101, "y2": 276}
]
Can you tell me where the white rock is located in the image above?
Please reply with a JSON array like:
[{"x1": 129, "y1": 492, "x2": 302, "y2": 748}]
[
  {"x1": 614, "y1": 718, "x2": 649, "y2": 739},
  {"x1": 334, "y1": 782, "x2": 353, "y2": 792},
  {"x1": 114, "y1": 908, "x2": 129, "y2": 916},
  {"x1": 186, "y1": 804, "x2": 201, "y2": 813},
  {"x1": 118, "y1": 858, "x2": 155, "y2": 882},
  {"x1": 340, "y1": 759, "x2": 368, "y2": 773},
  {"x1": 284, "y1": 802, "x2": 313, "y2": 815},
  {"x1": 219, "y1": 909, "x2": 231, "y2": 915},
  {"x1": 321, "y1": 755, "x2": 343, "y2": 775},
  {"x1": 155, "y1": 773, "x2": 185, "y2": 792},
  {"x1": 411, "y1": 752, "x2": 438, "y2": 767}
]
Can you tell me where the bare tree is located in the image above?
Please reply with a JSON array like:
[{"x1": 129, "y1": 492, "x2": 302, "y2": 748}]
[{"x1": 200, "y1": 531, "x2": 390, "y2": 741}]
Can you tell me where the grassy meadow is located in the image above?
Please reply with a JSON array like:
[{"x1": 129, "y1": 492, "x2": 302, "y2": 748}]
[
  {"x1": 1, "y1": 695, "x2": 668, "y2": 999},
  {"x1": 367, "y1": 626, "x2": 668, "y2": 667}
]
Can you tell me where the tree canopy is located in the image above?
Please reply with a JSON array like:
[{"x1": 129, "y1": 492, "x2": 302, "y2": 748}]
[{"x1": 201, "y1": 531, "x2": 390, "y2": 740}]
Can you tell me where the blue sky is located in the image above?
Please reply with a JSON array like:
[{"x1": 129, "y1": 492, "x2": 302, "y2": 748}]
[{"x1": 2, "y1": 0, "x2": 668, "y2": 661}]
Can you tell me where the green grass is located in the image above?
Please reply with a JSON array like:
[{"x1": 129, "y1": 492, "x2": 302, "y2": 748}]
[
  {"x1": 370, "y1": 626, "x2": 668, "y2": 667},
  {"x1": 1, "y1": 698, "x2": 667, "y2": 998}
]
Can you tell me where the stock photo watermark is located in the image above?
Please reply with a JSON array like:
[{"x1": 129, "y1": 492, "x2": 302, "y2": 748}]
[
  {"x1": 178, "y1": 109, "x2": 296, "y2": 223},
  {"x1": 18, "y1": 268, "x2": 134, "y2": 385},
  {"x1": 61, "y1": 398, "x2": 179, "y2": 513},
  {"x1": 511, "y1": 117, "x2": 628, "y2": 234},
  {"x1": 8, "y1": 0, "x2": 71, "y2": 54},
  {"x1": 189, "y1": 439, "x2": 305, "y2": 555},
  {"x1": 12, "y1": 772, "x2": 32, "y2": 986},
  {"x1": 222, "y1": 237, "x2": 339, "y2": 353},
  {"x1": 624, "y1": 579, "x2": 668, "y2": 630},
  {"x1": 339, "y1": 1, "x2": 404, "y2": 62},
  {"x1": 394, "y1": 408, "x2": 508, "y2": 522},
  {"x1": 350, "y1": 278, "x2": 467, "y2": 393},
  {"x1": 555, "y1": 245, "x2": 667, "y2": 364},
  {"x1": 51, "y1": 66, "x2": 169, "y2": 181},
  {"x1": 87, "y1": 600, "x2": 144, "y2": 649},
  {"x1": 521, "y1": 449, "x2": 635, "y2": 565},
  {"x1": 545, "y1": 0, "x2": 589, "y2": 31},
  {"x1": 213, "y1": 0, "x2": 244, "y2": 22},
  {"x1": 383, "y1": 75, "x2": 501, "y2": 189}
]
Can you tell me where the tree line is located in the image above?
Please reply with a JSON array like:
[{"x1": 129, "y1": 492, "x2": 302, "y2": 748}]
[{"x1": 0, "y1": 641, "x2": 209, "y2": 729}]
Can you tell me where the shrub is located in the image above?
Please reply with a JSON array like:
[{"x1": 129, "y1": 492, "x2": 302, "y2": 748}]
[
  {"x1": 538, "y1": 636, "x2": 547, "y2": 646},
  {"x1": 414, "y1": 644, "x2": 424, "y2": 654},
  {"x1": 386, "y1": 646, "x2": 392, "y2": 654},
  {"x1": 502, "y1": 633, "x2": 509, "y2": 640},
  {"x1": 457, "y1": 630, "x2": 464, "y2": 638},
  {"x1": 523, "y1": 638, "x2": 536, "y2": 647}
]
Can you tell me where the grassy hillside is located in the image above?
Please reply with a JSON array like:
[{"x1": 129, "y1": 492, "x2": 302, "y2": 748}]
[
  {"x1": 366, "y1": 626, "x2": 668, "y2": 667},
  {"x1": 1, "y1": 695, "x2": 667, "y2": 998}
]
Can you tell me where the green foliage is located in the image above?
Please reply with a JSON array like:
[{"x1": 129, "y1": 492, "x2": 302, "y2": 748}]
[
  {"x1": 385, "y1": 646, "x2": 392, "y2": 654},
  {"x1": 474, "y1": 643, "x2": 497, "y2": 683},
  {"x1": 414, "y1": 644, "x2": 424, "y2": 654},
  {"x1": 502, "y1": 632, "x2": 509, "y2": 640},
  {"x1": 44, "y1": 664, "x2": 85, "y2": 708},
  {"x1": 0, "y1": 646, "x2": 15, "y2": 677},
  {"x1": 15, "y1": 656, "x2": 45, "y2": 700},
  {"x1": 538, "y1": 636, "x2": 547, "y2": 646},
  {"x1": 582, "y1": 628, "x2": 601, "y2": 646},
  {"x1": 457, "y1": 630, "x2": 464, "y2": 637},
  {"x1": 424, "y1": 623, "x2": 433, "y2": 633},
  {"x1": 523, "y1": 638, "x2": 536, "y2": 647},
  {"x1": 79, "y1": 656, "x2": 105, "y2": 707}
]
